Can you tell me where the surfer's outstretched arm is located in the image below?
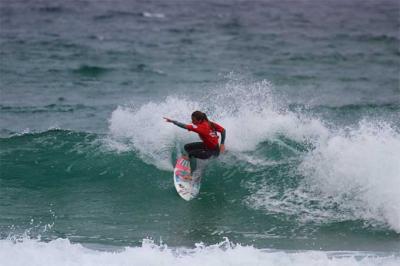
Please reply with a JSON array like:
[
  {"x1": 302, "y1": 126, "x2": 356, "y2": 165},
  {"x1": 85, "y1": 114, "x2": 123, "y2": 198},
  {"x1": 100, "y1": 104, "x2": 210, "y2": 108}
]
[
  {"x1": 171, "y1": 120, "x2": 187, "y2": 129},
  {"x1": 163, "y1": 117, "x2": 187, "y2": 129}
]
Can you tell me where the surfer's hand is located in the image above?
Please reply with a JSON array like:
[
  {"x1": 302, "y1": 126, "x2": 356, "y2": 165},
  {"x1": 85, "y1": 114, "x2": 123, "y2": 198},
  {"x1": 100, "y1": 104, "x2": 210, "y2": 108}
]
[
  {"x1": 163, "y1": 117, "x2": 174, "y2": 123},
  {"x1": 220, "y1": 144, "x2": 225, "y2": 153}
]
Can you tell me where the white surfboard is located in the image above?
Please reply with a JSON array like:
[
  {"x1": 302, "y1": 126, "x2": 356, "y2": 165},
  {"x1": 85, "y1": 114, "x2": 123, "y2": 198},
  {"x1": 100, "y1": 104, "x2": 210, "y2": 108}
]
[{"x1": 173, "y1": 156, "x2": 202, "y2": 201}]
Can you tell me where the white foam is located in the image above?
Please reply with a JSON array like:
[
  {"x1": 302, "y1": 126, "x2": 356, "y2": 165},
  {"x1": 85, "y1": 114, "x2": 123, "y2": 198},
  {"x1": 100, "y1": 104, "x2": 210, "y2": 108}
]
[
  {"x1": 246, "y1": 120, "x2": 400, "y2": 232},
  {"x1": 108, "y1": 97, "x2": 200, "y2": 170},
  {"x1": 0, "y1": 238, "x2": 398, "y2": 266},
  {"x1": 142, "y1": 12, "x2": 165, "y2": 18},
  {"x1": 300, "y1": 121, "x2": 400, "y2": 231}
]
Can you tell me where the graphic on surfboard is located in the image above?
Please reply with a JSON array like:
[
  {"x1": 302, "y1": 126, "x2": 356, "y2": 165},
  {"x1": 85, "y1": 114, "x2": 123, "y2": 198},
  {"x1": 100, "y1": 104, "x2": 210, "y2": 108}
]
[{"x1": 173, "y1": 156, "x2": 202, "y2": 201}]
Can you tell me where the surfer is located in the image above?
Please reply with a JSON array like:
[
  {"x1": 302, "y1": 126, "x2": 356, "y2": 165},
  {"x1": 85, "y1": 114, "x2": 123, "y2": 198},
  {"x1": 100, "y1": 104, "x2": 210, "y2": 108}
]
[{"x1": 163, "y1": 111, "x2": 225, "y2": 163}]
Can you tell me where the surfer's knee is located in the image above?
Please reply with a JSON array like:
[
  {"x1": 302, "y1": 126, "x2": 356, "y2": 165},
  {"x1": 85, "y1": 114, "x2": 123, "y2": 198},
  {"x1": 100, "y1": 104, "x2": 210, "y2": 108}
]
[{"x1": 184, "y1": 144, "x2": 196, "y2": 158}]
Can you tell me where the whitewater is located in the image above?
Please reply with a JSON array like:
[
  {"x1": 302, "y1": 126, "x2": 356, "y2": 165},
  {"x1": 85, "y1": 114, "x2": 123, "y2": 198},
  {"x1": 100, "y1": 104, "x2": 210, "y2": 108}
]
[{"x1": 1, "y1": 237, "x2": 398, "y2": 266}]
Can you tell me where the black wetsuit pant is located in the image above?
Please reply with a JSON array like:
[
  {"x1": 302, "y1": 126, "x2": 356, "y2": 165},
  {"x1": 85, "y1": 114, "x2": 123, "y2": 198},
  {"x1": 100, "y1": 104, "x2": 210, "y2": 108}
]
[{"x1": 184, "y1": 142, "x2": 219, "y2": 160}]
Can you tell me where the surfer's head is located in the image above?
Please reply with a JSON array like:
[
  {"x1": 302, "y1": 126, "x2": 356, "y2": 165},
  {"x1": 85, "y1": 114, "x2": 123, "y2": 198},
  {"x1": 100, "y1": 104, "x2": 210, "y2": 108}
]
[
  {"x1": 191, "y1": 111, "x2": 216, "y2": 132},
  {"x1": 191, "y1": 111, "x2": 207, "y2": 125}
]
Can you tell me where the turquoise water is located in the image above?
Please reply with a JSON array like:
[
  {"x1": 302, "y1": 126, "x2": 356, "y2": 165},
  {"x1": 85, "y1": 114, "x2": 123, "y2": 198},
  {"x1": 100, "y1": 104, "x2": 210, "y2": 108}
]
[{"x1": 1, "y1": 0, "x2": 399, "y2": 265}]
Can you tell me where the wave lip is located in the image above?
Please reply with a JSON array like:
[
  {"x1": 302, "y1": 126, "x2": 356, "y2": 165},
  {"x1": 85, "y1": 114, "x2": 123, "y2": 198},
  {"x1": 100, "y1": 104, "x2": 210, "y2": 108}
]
[
  {"x1": 1, "y1": 237, "x2": 398, "y2": 266},
  {"x1": 107, "y1": 79, "x2": 327, "y2": 168}
]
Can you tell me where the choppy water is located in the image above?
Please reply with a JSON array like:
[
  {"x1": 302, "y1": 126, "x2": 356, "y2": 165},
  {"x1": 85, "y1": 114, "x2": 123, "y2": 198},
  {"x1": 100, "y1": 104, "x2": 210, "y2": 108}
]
[{"x1": 1, "y1": 0, "x2": 399, "y2": 265}]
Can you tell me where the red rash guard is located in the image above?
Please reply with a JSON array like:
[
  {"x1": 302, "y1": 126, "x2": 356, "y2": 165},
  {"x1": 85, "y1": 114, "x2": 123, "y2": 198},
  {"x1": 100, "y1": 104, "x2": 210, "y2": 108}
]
[{"x1": 186, "y1": 121, "x2": 225, "y2": 149}]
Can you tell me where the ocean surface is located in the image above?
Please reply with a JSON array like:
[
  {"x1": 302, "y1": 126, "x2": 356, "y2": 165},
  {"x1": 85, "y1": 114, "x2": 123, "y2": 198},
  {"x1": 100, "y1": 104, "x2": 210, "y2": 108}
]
[{"x1": 1, "y1": 0, "x2": 399, "y2": 265}]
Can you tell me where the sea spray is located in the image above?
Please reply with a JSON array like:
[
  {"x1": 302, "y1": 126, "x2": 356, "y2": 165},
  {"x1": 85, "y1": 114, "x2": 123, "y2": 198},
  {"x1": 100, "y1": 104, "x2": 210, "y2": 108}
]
[
  {"x1": 108, "y1": 97, "x2": 200, "y2": 170},
  {"x1": 299, "y1": 121, "x2": 400, "y2": 232},
  {"x1": 108, "y1": 79, "x2": 327, "y2": 166}
]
